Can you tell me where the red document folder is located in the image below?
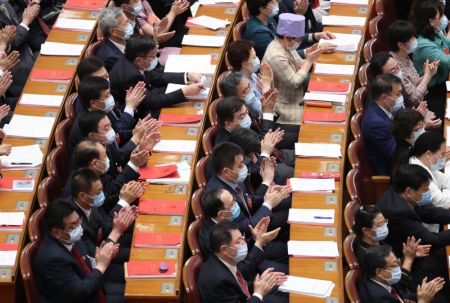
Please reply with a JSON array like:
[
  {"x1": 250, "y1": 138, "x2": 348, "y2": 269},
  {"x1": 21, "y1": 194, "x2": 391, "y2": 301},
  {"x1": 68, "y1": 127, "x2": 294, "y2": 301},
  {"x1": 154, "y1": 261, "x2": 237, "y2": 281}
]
[
  {"x1": 134, "y1": 232, "x2": 181, "y2": 248},
  {"x1": 0, "y1": 177, "x2": 34, "y2": 192},
  {"x1": 0, "y1": 243, "x2": 18, "y2": 251},
  {"x1": 125, "y1": 261, "x2": 177, "y2": 278},
  {"x1": 139, "y1": 200, "x2": 186, "y2": 215},
  {"x1": 30, "y1": 69, "x2": 74, "y2": 82},
  {"x1": 65, "y1": 0, "x2": 104, "y2": 10},
  {"x1": 138, "y1": 165, "x2": 180, "y2": 179},
  {"x1": 308, "y1": 81, "x2": 350, "y2": 94},
  {"x1": 303, "y1": 112, "x2": 346, "y2": 124}
]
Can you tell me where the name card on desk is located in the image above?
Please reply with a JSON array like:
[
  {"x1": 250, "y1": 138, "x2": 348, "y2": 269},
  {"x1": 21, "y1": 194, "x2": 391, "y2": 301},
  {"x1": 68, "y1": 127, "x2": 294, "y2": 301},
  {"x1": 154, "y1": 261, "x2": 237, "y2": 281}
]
[
  {"x1": 288, "y1": 209, "x2": 335, "y2": 225},
  {"x1": 322, "y1": 15, "x2": 366, "y2": 27},
  {"x1": 288, "y1": 240, "x2": 339, "y2": 258},
  {"x1": 279, "y1": 275, "x2": 335, "y2": 298},
  {"x1": 288, "y1": 178, "x2": 336, "y2": 192},
  {"x1": 295, "y1": 143, "x2": 342, "y2": 158}
]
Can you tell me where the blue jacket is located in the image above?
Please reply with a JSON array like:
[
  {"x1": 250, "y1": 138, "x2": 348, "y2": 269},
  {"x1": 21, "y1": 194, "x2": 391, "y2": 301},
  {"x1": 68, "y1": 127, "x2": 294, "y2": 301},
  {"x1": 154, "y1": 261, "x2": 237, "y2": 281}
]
[
  {"x1": 96, "y1": 38, "x2": 124, "y2": 72},
  {"x1": 243, "y1": 16, "x2": 277, "y2": 60}
]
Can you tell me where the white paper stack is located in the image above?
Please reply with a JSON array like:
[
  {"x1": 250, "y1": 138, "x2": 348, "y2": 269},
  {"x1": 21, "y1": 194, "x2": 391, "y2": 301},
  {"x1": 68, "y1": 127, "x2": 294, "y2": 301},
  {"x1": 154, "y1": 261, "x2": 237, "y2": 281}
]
[
  {"x1": 0, "y1": 145, "x2": 43, "y2": 170},
  {"x1": 40, "y1": 42, "x2": 85, "y2": 56},
  {"x1": 153, "y1": 140, "x2": 197, "y2": 154},
  {"x1": 147, "y1": 162, "x2": 191, "y2": 184},
  {"x1": 303, "y1": 92, "x2": 347, "y2": 104},
  {"x1": 446, "y1": 99, "x2": 450, "y2": 119},
  {"x1": 19, "y1": 94, "x2": 64, "y2": 107},
  {"x1": 295, "y1": 143, "x2": 342, "y2": 158},
  {"x1": 188, "y1": 15, "x2": 231, "y2": 30},
  {"x1": 279, "y1": 276, "x2": 335, "y2": 298},
  {"x1": 199, "y1": 0, "x2": 238, "y2": 4},
  {"x1": 53, "y1": 18, "x2": 96, "y2": 31},
  {"x1": 446, "y1": 81, "x2": 450, "y2": 91},
  {"x1": 314, "y1": 63, "x2": 355, "y2": 76},
  {"x1": 322, "y1": 15, "x2": 366, "y2": 27},
  {"x1": 331, "y1": 0, "x2": 368, "y2": 5},
  {"x1": 288, "y1": 178, "x2": 336, "y2": 192},
  {"x1": 190, "y1": 1, "x2": 200, "y2": 16},
  {"x1": 0, "y1": 251, "x2": 17, "y2": 266},
  {"x1": 3, "y1": 115, "x2": 55, "y2": 139},
  {"x1": 164, "y1": 55, "x2": 217, "y2": 75},
  {"x1": 288, "y1": 209, "x2": 335, "y2": 225},
  {"x1": 182, "y1": 35, "x2": 226, "y2": 47},
  {"x1": 0, "y1": 212, "x2": 25, "y2": 231},
  {"x1": 288, "y1": 240, "x2": 339, "y2": 258},
  {"x1": 319, "y1": 33, "x2": 362, "y2": 52},
  {"x1": 165, "y1": 83, "x2": 210, "y2": 100}
]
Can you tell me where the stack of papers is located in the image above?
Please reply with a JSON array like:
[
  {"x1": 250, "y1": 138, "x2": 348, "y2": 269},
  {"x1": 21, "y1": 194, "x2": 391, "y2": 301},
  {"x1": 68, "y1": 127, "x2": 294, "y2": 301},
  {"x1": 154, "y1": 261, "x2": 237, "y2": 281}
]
[
  {"x1": 279, "y1": 276, "x2": 335, "y2": 298},
  {"x1": 134, "y1": 232, "x2": 181, "y2": 248},
  {"x1": 165, "y1": 83, "x2": 210, "y2": 100},
  {"x1": 53, "y1": 18, "x2": 96, "y2": 31},
  {"x1": 125, "y1": 261, "x2": 177, "y2": 279},
  {"x1": 0, "y1": 145, "x2": 43, "y2": 170},
  {"x1": 0, "y1": 212, "x2": 25, "y2": 231},
  {"x1": 3, "y1": 115, "x2": 55, "y2": 139},
  {"x1": 303, "y1": 92, "x2": 347, "y2": 104},
  {"x1": 186, "y1": 15, "x2": 231, "y2": 30},
  {"x1": 164, "y1": 55, "x2": 217, "y2": 75},
  {"x1": 288, "y1": 240, "x2": 339, "y2": 257},
  {"x1": 295, "y1": 143, "x2": 342, "y2": 158},
  {"x1": 19, "y1": 94, "x2": 64, "y2": 107},
  {"x1": 446, "y1": 99, "x2": 450, "y2": 119},
  {"x1": 331, "y1": 0, "x2": 368, "y2": 5},
  {"x1": 142, "y1": 162, "x2": 191, "y2": 184},
  {"x1": 40, "y1": 42, "x2": 84, "y2": 56},
  {"x1": 153, "y1": 140, "x2": 197, "y2": 154},
  {"x1": 319, "y1": 33, "x2": 362, "y2": 52},
  {"x1": 182, "y1": 35, "x2": 226, "y2": 47},
  {"x1": 322, "y1": 15, "x2": 366, "y2": 27},
  {"x1": 0, "y1": 251, "x2": 17, "y2": 267},
  {"x1": 288, "y1": 209, "x2": 335, "y2": 225},
  {"x1": 314, "y1": 63, "x2": 355, "y2": 76},
  {"x1": 288, "y1": 178, "x2": 336, "y2": 192},
  {"x1": 446, "y1": 81, "x2": 450, "y2": 91}
]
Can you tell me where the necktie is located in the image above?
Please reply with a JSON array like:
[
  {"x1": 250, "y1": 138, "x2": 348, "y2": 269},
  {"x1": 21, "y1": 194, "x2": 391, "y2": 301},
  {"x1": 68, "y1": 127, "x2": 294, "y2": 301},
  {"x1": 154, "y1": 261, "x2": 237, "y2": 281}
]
[
  {"x1": 71, "y1": 247, "x2": 106, "y2": 303},
  {"x1": 236, "y1": 269, "x2": 251, "y2": 299},
  {"x1": 391, "y1": 287, "x2": 404, "y2": 303},
  {"x1": 235, "y1": 186, "x2": 250, "y2": 215}
]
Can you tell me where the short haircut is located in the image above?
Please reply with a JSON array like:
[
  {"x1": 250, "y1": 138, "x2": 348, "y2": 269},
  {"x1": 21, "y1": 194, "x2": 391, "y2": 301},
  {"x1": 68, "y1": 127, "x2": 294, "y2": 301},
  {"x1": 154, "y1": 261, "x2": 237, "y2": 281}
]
[
  {"x1": 125, "y1": 35, "x2": 157, "y2": 62},
  {"x1": 219, "y1": 72, "x2": 244, "y2": 98},
  {"x1": 112, "y1": 0, "x2": 130, "y2": 7},
  {"x1": 388, "y1": 20, "x2": 417, "y2": 52},
  {"x1": 99, "y1": 7, "x2": 123, "y2": 38},
  {"x1": 44, "y1": 198, "x2": 78, "y2": 232},
  {"x1": 415, "y1": 0, "x2": 443, "y2": 40},
  {"x1": 212, "y1": 142, "x2": 244, "y2": 173},
  {"x1": 71, "y1": 168, "x2": 100, "y2": 199},
  {"x1": 246, "y1": 0, "x2": 272, "y2": 16},
  {"x1": 78, "y1": 111, "x2": 106, "y2": 138},
  {"x1": 363, "y1": 245, "x2": 392, "y2": 278},
  {"x1": 352, "y1": 206, "x2": 381, "y2": 238},
  {"x1": 76, "y1": 57, "x2": 105, "y2": 81},
  {"x1": 78, "y1": 76, "x2": 110, "y2": 110},
  {"x1": 73, "y1": 139, "x2": 101, "y2": 169},
  {"x1": 370, "y1": 73, "x2": 402, "y2": 102},
  {"x1": 227, "y1": 40, "x2": 254, "y2": 71},
  {"x1": 216, "y1": 96, "x2": 245, "y2": 127},
  {"x1": 229, "y1": 128, "x2": 261, "y2": 155},
  {"x1": 391, "y1": 108, "x2": 424, "y2": 140},
  {"x1": 392, "y1": 164, "x2": 431, "y2": 193},
  {"x1": 202, "y1": 189, "x2": 226, "y2": 218},
  {"x1": 411, "y1": 131, "x2": 445, "y2": 157},
  {"x1": 368, "y1": 52, "x2": 393, "y2": 79},
  {"x1": 210, "y1": 220, "x2": 240, "y2": 253}
]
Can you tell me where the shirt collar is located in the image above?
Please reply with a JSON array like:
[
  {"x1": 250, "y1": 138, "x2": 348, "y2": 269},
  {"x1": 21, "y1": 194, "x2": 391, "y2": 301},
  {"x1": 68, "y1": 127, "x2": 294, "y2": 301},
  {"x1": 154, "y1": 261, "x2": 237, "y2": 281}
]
[
  {"x1": 377, "y1": 104, "x2": 393, "y2": 120},
  {"x1": 74, "y1": 200, "x2": 91, "y2": 220},
  {"x1": 218, "y1": 255, "x2": 237, "y2": 277},
  {"x1": 218, "y1": 175, "x2": 239, "y2": 190},
  {"x1": 110, "y1": 39, "x2": 125, "y2": 53},
  {"x1": 63, "y1": 243, "x2": 73, "y2": 252},
  {"x1": 370, "y1": 278, "x2": 392, "y2": 293}
]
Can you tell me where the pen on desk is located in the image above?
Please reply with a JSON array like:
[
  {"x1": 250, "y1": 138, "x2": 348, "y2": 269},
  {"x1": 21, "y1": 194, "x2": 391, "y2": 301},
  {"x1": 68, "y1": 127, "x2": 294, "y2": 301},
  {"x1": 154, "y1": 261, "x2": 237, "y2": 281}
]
[{"x1": 313, "y1": 216, "x2": 332, "y2": 219}]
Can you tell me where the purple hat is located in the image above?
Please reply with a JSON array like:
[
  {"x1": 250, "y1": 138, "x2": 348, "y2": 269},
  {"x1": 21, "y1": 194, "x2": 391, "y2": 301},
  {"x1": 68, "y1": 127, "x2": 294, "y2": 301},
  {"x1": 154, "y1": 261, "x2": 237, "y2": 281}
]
[{"x1": 276, "y1": 13, "x2": 305, "y2": 38}]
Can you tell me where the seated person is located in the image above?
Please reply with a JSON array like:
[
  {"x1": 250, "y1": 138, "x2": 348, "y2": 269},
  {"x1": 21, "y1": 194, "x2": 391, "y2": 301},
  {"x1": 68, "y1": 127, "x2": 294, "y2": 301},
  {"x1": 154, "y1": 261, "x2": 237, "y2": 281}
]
[
  {"x1": 97, "y1": 7, "x2": 134, "y2": 71},
  {"x1": 199, "y1": 189, "x2": 288, "y2": 273},
  {"x1": 358, "y1": 245, "x2": 443, "y2": 303},
  {"x1": 197, "y1": 221, "x2": 288, "y2": 303},
  {"x1": 76, "y1": 56, "x2": 110, "y2": 83},
  {"x1": 361, "y1": 73, "x2": 402, "y2": 175},
  {"x1": 109, "y1": 35, "x2": 204, "y2": 118},
  {"x1": 281, "y1": 0, "x2": 324, "y2": 33},
  {"x1": 33, "y1": 198, "x2": 125, "y2": 303},
  {"x1": 205, "y1": 142, "x2": 291, "y2": 240},
  {"x1": 377, "y1": 164, "x2": 450, "y2": 301}
]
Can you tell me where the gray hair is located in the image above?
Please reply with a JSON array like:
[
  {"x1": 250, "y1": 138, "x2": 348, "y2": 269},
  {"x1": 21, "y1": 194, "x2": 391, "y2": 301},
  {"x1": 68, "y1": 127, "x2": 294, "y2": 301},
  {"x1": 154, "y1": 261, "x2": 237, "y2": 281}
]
[
  {"x1": 99, "y1": 7, "x2": 123, "y2": 38},
  {"x1": 219, "y1": 72, "x2": 244, "y2": 97}
]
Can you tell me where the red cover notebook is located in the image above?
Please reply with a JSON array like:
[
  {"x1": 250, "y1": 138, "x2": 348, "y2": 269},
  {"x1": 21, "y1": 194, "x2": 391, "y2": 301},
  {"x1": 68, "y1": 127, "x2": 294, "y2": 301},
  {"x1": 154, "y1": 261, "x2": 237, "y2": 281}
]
[
  {"x1": 159, "y1": 114, "x2": 202, "y2": 124},
  {"x1": 65, "y1": 0, "x2": 104, "y2": 10},
  {"x1": 30, "y1": 69, "x2": 74, "y2": 82},
  {"x1": 134, "y1": 232, "x2": 181, "y2": 248},
  {"x1": 125, "y1": 261, "x2": 177, "y2": 278},
  {"x1": 139, "y1": 165, "x2": 180, "y2": 179},
  {"x1": 139, "y1": 200, "x2": 186, "y2": 215},
  {"x1": 303, "y1": 112, "x2": 346, "y2": 124},
  {"x1": 0, "y1": 177, "x2": 34, "y2": 192},
  {"x1": 308, "y1": 81, "x2": 350, "y2": 94},
  {"x1": 0, "y1": 243, "x2": 18, "y2": 251}
]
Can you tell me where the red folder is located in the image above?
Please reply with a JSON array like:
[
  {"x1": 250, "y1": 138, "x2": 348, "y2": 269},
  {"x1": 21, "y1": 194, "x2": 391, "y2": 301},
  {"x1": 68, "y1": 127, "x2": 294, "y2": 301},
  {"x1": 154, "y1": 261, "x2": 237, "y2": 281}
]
[
  {"x1": 0, "y1": 243, "x2": 18, "y2": 251},
  {"x1": 308, "y1": 81, "x2": 350, "y2": 94},
  {"x1": 139, "y1": 165, "x2": 180, "y2": 179},
  {"x1": 125, "y1": 261, "x2": 177, "y2": 278},
  {"x1": 134, "y1": 232, "x2": 181, "y2": 248},
  {"x1": 159, "y1": 114, "x2": 202, "y2": 125},
  {"x1": 65, "y1": 0, "x2": 104, "y2": 10},
  {"x1": 0, "y1": 177, "x2": 34, "y2": 192},
  {"x1": 30, "y1": 69, "x2": 74, "y2": 82},
  {"x1": 303, "y1": 112, "x2": 346, "y2": 124},
  {"x1": 305, "y1": 101, "x2": 332, "y2": 108},
  {"x1": 139, "y1": 200, "x2": 186, "y2": 215}
]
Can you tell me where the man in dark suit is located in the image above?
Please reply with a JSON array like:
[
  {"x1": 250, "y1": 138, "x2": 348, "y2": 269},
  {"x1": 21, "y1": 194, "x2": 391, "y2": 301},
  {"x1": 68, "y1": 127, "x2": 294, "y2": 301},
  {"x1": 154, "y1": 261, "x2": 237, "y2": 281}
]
[
  {"x1": 109, "y1": 35, "x2": 204, "y2": 118},
  {"x1": 377, "y1": 164, "x2": 450, "y2": 301},
  {"x1": 197, "y1": 221, "x2": 288, "y2": 303},
  {"x1": 361, "y1": 73, "x2": 402, "y2": 175},
  {"x1": 33, "y1": 198, "x2": 125, "y2": 303},
  {"x1": 205, "y1": 142, "x2": 291, "y2": 240}
]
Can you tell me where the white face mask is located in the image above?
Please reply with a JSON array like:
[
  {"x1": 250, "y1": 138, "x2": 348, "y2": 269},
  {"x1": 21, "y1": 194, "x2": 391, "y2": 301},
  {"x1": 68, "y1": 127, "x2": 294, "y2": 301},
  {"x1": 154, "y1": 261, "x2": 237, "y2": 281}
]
[
  {"x1": 64, "y1": 225, "x2": 83, "y2": 245},
  {"x1": 102, "y1": 95, "x2": 115, "y2": 113},
  {"x1": 239, "y1": 115, "x2": 252, "y2": 128},
  {"x1": 268, "y1": 2, "x2": 279, "y2": 17},
  {"x1": 248, "y1": 57, "x2": 260, "y2": 73},
  {"x1": 144, "y1": 57, "x2": 158, "y2": 72},
  {"x1": 407, "y1": 38, "x2": 418, "y2": 54},
  {"x1": 105, "y1": 128, "x2": 116, "y2": 144},
  {"x1": 287, "y1": 41, "x2": 301, "y2": 51},
  {"x1": 393, "y1": 70, "x2": 403, "y2": 81}
]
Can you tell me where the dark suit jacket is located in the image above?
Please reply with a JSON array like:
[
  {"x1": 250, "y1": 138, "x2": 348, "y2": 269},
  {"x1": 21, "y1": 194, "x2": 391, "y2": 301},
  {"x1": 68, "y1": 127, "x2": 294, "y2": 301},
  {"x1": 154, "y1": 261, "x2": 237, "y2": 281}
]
[
  {"x1": 95, "y1": 38, "x2": 124, "y2": 72},
  {"x1": 198, "y1": 254, "x2": 262, "y2": 303},
  {"x1": 358, "y1": 279, "x2": 410, "y2": 303},
  {"x1": 33, "y1": 234, "x2": 104, "y2": 303},
  {"x1": 361, "y1": 101, "x2": 396, "y2": 175}
]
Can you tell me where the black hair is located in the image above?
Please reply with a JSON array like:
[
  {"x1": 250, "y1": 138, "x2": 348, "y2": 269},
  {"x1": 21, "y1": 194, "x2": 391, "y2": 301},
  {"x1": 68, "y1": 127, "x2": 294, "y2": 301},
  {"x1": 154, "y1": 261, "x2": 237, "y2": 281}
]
[
  {"x1": 212, "y1": 142, "x2": 244, "y2": 173},
  {"x1": 392, "y1": 164, "x2": 431, "y2": 193},
  {"x1": 112, "y1": 0, "x2": 130, "y2": 6},
  {"x1": 78, "y1": 76, "x2": 110, "y2": 110},
  {"x1": 411, "y1": 131, "x2": 445, "y2": 157},
  {"x1": 388, "y1": 20, "x2": 418, "y2": 52},
  {"x1": 229, "y1": 128, "x2": 261, "y2": 155},
  {"x1": 227, "y1": 40, "x2": 254, "y2": 71},
  {"x1": 71, "y1": 168, "x2": 100, "y2": 199},
  {"x1": 369, "y1": 52, "x2": 393, "y2": 79},
  {"x1": 44, "y1": 198, "x2": 78, "y2": 232},
  {"x1": 202, "y1": 189, "x2": 226, "y2": 219},
  {"x1": 78, "y1": 111, "x2": 107, "y2": 138},
  {"x1": 73, "y1": 139, "x2": 101, "y2": 169},
  {"x1": 363, "y1": 245, "x2": 392, "y2": 278},
  {"x1": 391, "y1": 108, "x2": 424, "y2": 140},
  {"x1": 76, "y1": 57, "x2": 105, "y2": 81},
  {"x1": 125, "y1": 35, "x2": 157, "y2": 62},
  {"x1": 216, "y1": 96, "x2": 246, "y2": 127},
  {"x1": 415, "y1": 0, "x2": 444, "y2": 40},
  {"x1": 371, "y1": 73, "x2": 402, "y2": 102},
  {"x1": 352, "y1": 206, "x2": 382, "y2": 238},
  {"x1": 210, "y1": 220, "x2": 240, "y2": 253},
  {"x1": 246, "y1": 0, "x2": 272, "y2": 16},
  {"x1": 219, "y1": 72, "x2": 244, "y2": 98}
]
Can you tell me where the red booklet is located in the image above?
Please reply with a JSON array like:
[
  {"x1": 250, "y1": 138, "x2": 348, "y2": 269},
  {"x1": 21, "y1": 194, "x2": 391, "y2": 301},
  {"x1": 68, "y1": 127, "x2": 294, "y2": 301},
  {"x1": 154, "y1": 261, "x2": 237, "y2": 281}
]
[
  {"x1": 0, "y1": 177, "x2": 34, "y2": 192},
  {"x1": 125, "y1": 261, "x2": 177, "y2": 278},
  {"x1": 65, "y1": 0, "x2": 104, "y2": 10},
  {"x1": 308, "y1": 81, "x2": 350, "y2": 94},
  {"x1": 139, "y1": 164, "x2": 180, "y2": 179},
  {"x1": 30, "y1": 69, "x2": 74, "y2": 82},
  {"x1": 139, "y1": 200, "x2": 186, "y2": 215},
  {"x1": 159, "y1": 114, "x2": 202, "y2": 124},
  {"x1": 0, "y1": 243, "x2": 18, "y2": 251},
  {"x1": 303, "y1": 112, "x2": 346, "y2": 124},
  {"x1": 134, "y1": 232, "x2": 181, "y2": 248}
]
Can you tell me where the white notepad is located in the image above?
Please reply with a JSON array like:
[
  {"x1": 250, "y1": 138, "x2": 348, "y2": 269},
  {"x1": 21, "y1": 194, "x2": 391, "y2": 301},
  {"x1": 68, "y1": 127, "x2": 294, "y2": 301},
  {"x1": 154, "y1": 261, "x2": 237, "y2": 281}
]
[
  {"x1": 53, "y1": 18, "x2": 96, "y2": 31},
  {"x1": 288, "y1": 240, "x2": 339, "y2": 258},
  {"x1": 0, "y1": 251, "x2": 17, "y2": 267},
  {"x1": 330, "y1": 0, "x2": 368, "y2": 5},
  {"x1": 314, "y1": 63, "x2": 355, "y2": 76},
  {"x1": 19, "y1": 94, "x2": 64, "y2": 107},
  {"x1": 182, "y1": 35, "x2": 226, "y2": 47},
  {"x1": 165, "y1": 83, "x2": 210, "y2": 100},
  {"x1": 322, "y1": 15, "x2": 366, "y2": 27},
  {"x1": 288, "y1": 209, "x2": 335, "y2": 225},
  {"x1": 295, "y1": 143, "x2": 342, "y2": 158},
  {"x1": 303, "y1": 92, "x2": 347, "y2": 104},
  {"x1": 289, "y1": 178, "x2": 336, "y2": 192},
  {"x1": 319, "y1": 33, "x2": 362, "y2": 52},
  {"x1": 447, "y1": 127, "x2": 450, "y2": 146},
  {"x1": 0, "y1": 212, "x2": 24, "y2": 227},
  {"x1": 3, "y1": 115, "x2": 55, "y2": 139},
  {"x1": 153, "y1": 140, "x2": 197, "y2": 154},
  {"x1": 164, "y1": 55, "x2": 217, "y2": 75},
  {"x1": 0, "y1": 144, "x2": 43, "y2": 169},
  {"x1": 446, "y1": 81, "x2": 450, "y2": 91},
  {"x1": 279, "y1": 276, "x2": 335, "y2": 298},
  {"x1": 40, "y1": 42, "x2": 84, "y2": 56},
  {"x1": 188, "y1": 15, "x2": 230, "y2": 30},
  {"x1": 146, "y1": 162, "x2": 191, "y2": 184},
  {"x1": 199, "y1": 0, "x2": 238, "y2": 4}
]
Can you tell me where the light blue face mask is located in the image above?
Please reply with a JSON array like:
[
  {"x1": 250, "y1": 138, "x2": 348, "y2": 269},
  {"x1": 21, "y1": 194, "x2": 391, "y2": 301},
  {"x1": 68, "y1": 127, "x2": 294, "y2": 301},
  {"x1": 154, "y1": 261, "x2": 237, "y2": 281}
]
[
  {"x1": 92, "y1": 192, "x2": 105, "y2": 208},
  {"x1": 408, "y1": 39, "x2": 418, "y2": 54},
  {"x1": 230, "y1": 202, "x2": 241, "y2": 221},
  {"x1": 371, "y1": 223, "x2": 389, "y2": 241},
  {"x1": 390, "y1": 95, "x2": 404, "y2": 114},
  {"x1": 431, "y1": 156, "x2": 446, "y2": 171},
  {"x1": 232, "y1": 165, "x2": 248, "y2": 183},
  {"x1": 244, "y1": 92, "x2": 256, "y2": 105},
  {"x1": 417, "y1": 191, "x2": 431, "y2": 206},
  {"x1": 133, "y1": 1, "x2": 143, "y2": 14},
  {"x1": 123, "y1": 22, "x2": 134, "y2": 40},
  {"x1": 65, "y1": 225, "x2": 83, "y2": 244},
  {"x1": 144, "y1": 57, "x2": 158, "y2": 72},
  {"x1": 439, "y1": 15, "x2": 448, "y2": 32},
  {"x1": 102, "y1": 95, "x2": 115, "y2": 113},
  {"x1": 384, "y1": 266, "x2": 402, "y2": 285},
  {"x1": 248, "y1": 57, "x2": 261, "y2": 73},
  {"x1": 240, "y1": 115, "x2": 251, "y2": 129},
  {"x1": 412, "y1": 128, "x2": 425, "y2": 144},
  {"x1": 229, "y1": 243, "x2": 248, "y2": 262}
]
